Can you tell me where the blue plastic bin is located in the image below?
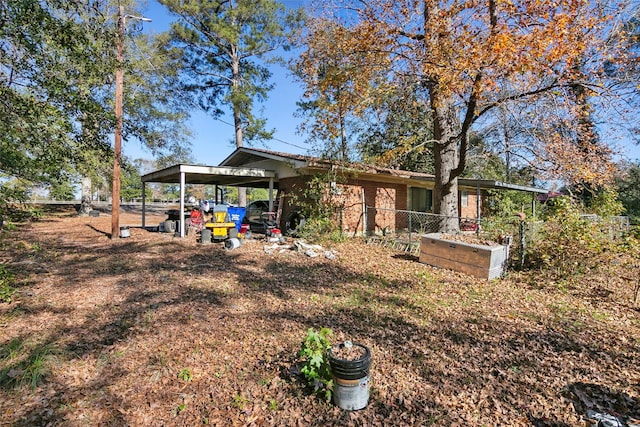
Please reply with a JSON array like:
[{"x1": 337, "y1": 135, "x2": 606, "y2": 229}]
[{"x1": 227, "y1": 207, "x2": 246, "y2": 231}]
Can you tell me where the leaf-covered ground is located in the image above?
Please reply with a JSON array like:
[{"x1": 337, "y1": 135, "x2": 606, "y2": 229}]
[{"x1": 1, "y1": 207, "x2": 639, "y2": 426}]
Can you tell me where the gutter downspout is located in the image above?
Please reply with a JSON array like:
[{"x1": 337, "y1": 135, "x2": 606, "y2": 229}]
[{"x1": 476, "y1": 183, "x2": 481, "y2": 220}]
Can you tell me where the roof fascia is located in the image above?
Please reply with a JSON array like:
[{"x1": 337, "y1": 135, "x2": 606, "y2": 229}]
[
  {"x1": 219, "y1": 147, "x2": 309, "y2": 169},
  {"x1": 141, "y1": 164, "x2": 275, "y2": 183},
  {"x1": 458, "y1": 179, "x2": 547, "y2": 194}
]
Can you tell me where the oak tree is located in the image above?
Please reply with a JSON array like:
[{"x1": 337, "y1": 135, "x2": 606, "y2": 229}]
[{"x1": 297, "y1": 0, "x2": 621, "y2": 232}]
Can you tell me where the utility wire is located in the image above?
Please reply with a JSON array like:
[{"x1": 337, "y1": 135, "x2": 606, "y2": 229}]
[{"x1": 213, "y1": 117, "x2": 309, "y2": 151}]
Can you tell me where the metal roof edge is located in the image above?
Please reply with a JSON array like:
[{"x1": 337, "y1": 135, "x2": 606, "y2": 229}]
[
  {"x1": 458, "y1": 179, "x2": 548, "y2": 193},
  {"x1": 219, "y1": 147, "x2": 309, "y2": 168},
  {"x1": 141, "y1": 163, "x2": 275, "y2": 183},
  {"x1": 140, "y1": 164, "x2": 183, "y2": 182}
]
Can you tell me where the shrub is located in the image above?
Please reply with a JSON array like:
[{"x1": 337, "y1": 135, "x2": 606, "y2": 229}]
[
  {"x1": 296, "y1": 216, "x2": 345, "y2": 243},
  {"x1": 299, "y1": 327, "x2": 333, "y2": 402},
  {"x1": 617, "y1": 228, "x2": 640, "y2": 305},
  {"x1": 287, "y1": 172, "x2": 347, "y2": 243},
  {"x1": 527, "y1": 196, "x2": 605, "y2": 278}
]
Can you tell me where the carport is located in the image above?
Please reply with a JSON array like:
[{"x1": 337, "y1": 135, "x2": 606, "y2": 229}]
[{"x1": 140, "y1": 164, "x2": 277, "y2": 237}]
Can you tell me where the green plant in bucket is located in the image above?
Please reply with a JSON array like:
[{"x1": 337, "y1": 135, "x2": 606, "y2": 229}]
[{"x1": 299, "y1": 327, "x2": 333, "y2": 401}]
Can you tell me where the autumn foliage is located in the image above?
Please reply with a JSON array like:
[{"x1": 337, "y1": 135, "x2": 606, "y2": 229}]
[{"x1": 296, "y1": 0, "x2": 621, "y2": 231}]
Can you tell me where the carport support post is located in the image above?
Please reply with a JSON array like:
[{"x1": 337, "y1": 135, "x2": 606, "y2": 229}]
[
  {"x1": 142, "y1": 182, "x2": 146, "y2": 228},
  {"x1": 179, "y1": 171, "x2": 186, "y2": 237},
  {"x1": 268, "y1": 178, "x2": 274, "y2": 212}
]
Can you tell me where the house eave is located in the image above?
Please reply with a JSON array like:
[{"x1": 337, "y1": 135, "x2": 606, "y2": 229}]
[
  {"x1": 219, "y1": 147, "x2": 309, "y2": 170},
  {"x1": 458, "y1": 179, "x2": 547, "y2": 194}
]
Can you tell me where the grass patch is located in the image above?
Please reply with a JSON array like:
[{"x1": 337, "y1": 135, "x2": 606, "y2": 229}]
[
  {"x1": 0, "y1": 341, "x2": 56, "y2": 390},
  {"x1": 0, "y1": 265, "x2": 16, "y2": 303}
]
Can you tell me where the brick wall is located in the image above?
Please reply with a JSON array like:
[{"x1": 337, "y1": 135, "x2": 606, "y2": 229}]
[
  {"x1": 279, "y1": 174, "x2": 486, "y2": 234},
  {"x1": 277, "y1": 175, "x2": 408, "y2": 235},
  {"x1": 459, "y1": 190, "x2": 479, "y2": 219},
  {"x1": 348, "y1": 179, "x2": 406, "y2": 234}
]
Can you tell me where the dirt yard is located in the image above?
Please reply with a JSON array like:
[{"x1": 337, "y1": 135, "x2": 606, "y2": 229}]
[{"x1": 1, "y1": 207, "x2": 639, "y2": 426}]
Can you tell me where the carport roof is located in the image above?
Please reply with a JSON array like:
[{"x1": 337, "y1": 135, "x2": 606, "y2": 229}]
[{"x1": 140, "y1": 164, "x2": 276, "y2": 187}]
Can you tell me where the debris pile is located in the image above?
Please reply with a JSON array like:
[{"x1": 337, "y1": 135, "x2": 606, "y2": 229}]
[{"x1": 262, "y1": 240, "x2": 338, "y2": 260}]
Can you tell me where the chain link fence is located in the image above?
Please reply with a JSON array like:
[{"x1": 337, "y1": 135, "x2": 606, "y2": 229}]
[
  {"x1": 363, "y1": 206, "x2": 630, "y2": 270},
  {"x1": 580, "y1": 215, "x2": 630, "y2": 240},
  {"x1": 364, "y1": 207, "x2": 482, "y2": 255}
]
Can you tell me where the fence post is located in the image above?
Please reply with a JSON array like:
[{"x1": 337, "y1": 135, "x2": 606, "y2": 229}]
[
  {"x1": 409, "y1": 213, "x2": 412, "y2": 247},
  {"x1": 519, "y1": 220, "x2": 526, "y2": 270}
]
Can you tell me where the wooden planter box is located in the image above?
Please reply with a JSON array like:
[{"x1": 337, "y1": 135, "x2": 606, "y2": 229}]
[{"x1": 419, "y1": 233, "x2": 508, "y2": 280}]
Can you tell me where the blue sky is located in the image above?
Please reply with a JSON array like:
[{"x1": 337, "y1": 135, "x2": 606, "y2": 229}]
[
  {"x1": 124, "y1": 0, "x2": 640, "y2": 169},
  {"x1": 124, "y1": 0, "x2": 311, "y2": 168}
]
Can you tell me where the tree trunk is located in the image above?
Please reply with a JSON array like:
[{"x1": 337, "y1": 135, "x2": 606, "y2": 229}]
[
  {"x1": 570, "y1": 61, "x2": 599, "y2": 152},
  {"x1": 78, "y1": 177, "x2": 93, "y2": 216},
  {"x1": 431, "y1": 93, "x2": 462, "y2": 233},
  {"x1": 232, "y1": 47, "x2": 247, "y2": 207},
  {"x1": 234, "y1": 104, "x2": 247, "y2": 207},
  {"x1": 433, "y1": 141, "x2": 460, "y2": 233}
]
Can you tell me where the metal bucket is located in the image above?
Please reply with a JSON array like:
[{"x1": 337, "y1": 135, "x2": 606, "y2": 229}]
[
  {"x1": 333, "y1": 375, "x2": 370, "y2": 411},
  {"x1": 119, "y1": 226, "x2": 130, "y2": 238},
  {"x1": 328, "y1": 342, "x2": 371, "y2": 410}
]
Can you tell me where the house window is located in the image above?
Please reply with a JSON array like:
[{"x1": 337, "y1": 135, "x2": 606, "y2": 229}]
[
  {"x1": 461, "y1": 191, "x2": 468, "y2": 208},
  {"x1": 409, "y1": 187, "x2": 432, "y2": 212}
]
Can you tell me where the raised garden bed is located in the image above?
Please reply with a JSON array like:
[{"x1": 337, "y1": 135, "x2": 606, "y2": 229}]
[{"x1": 419, "y1": 233, "x2": 508, "y2": 280}]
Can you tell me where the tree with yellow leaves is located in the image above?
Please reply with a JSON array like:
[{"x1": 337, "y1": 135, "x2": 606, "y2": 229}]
[{"x1": 296, "y1": 0, "x2": 622, "y2": 232}]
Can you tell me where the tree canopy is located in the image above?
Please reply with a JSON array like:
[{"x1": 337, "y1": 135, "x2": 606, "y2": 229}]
[
  {"x1": 1, "y1": 0, "x2": 115, "y2": 193},
  {"x1": 615, "y1": 160, "x2": 640, "y2": 224},
  {"x1": 158, "y1": 0, "x2": 304, "y2": 147},
  {"x1": 296, "y1": 0, "x2": 625, "y2": 232},
  {"x1": 0, "y1": 0, "x2": 191, "y2": 210},
  {"x1": 158, "y1": 0, "x2": 304, "y2": 205}
]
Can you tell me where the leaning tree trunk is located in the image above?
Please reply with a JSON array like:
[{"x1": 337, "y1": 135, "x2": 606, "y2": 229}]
[{"x1": 431, "y1": 93, "x2": 463, "y2": 233}]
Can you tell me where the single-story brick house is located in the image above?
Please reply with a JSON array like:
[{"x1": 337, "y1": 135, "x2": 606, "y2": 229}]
[
  {"x1": 141, "y1": 147, "x2": 546, "y2": 236},
  {"x1": 218, "y1": 147, "x2": 547, "y2": 235}
]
